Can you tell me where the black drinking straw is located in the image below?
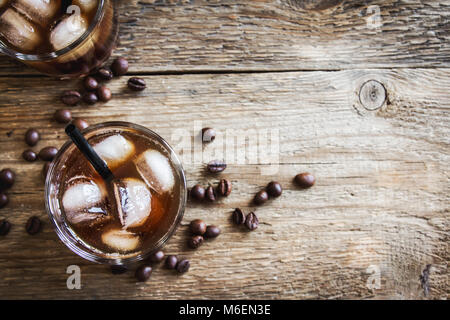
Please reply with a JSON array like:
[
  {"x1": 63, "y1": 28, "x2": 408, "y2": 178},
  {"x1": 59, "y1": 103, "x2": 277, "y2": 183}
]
[{"x1": 65, "y1": 124, "x2": 114, "y2": 183}]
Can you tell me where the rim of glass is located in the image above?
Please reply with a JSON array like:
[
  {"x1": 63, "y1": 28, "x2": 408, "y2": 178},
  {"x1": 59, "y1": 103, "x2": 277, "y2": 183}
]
[
  {"x1": 45, "y1": 121, "x2": 187, "y2": 265},
  {"x1": 0, "y1": 0, "x2": 106, "y2": 61}
]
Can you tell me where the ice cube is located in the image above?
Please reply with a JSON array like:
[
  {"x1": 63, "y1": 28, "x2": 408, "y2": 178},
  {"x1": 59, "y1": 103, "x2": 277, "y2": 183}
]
[
  {"x1": 113, "y1": 178, "x2": 151, "y2": 229},
  {"x1": 50, "y1": 12, "x2": 88, "y2": 51},
  {"x1": 92, "y1": 135, "x2": 135, "y2": 169},
  {"x1": 62, "y1": 177, "x2": 108, "y2": 225},
  {"x1": 12, "y1": 0, "x2": 60, "y2": 27},
  {"x1": 73, "y1": 0, "x2": 98, "y2": 15},
  {"x1": 135, "y1": 150, "x2": 175, "y2": 194},
  {"x1": 101, "y1": 228, "x2": 140, "y2": 252},
  {"x1": 0, "y1": 8, "x2": 42, "y2": 52}
]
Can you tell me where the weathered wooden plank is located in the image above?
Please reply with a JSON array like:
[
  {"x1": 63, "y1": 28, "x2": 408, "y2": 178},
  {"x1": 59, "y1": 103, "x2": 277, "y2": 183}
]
[
  {"x1": 0, "y1": 68, "x2": 448, "y2": 299},
  {"x1": 0, "y1": 0, "x2": 449, "y2": 75}
]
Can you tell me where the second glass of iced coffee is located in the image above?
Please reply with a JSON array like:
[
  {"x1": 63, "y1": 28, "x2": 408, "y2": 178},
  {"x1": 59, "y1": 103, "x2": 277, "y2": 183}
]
[{"x1": 0, "y1": 0, "x2": 118, "y2": 78}]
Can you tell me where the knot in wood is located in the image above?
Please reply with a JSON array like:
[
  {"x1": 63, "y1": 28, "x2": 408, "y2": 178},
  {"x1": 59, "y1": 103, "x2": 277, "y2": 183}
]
[{"x1": 359, "y1": 80, "x2": 386, "y2": 111}]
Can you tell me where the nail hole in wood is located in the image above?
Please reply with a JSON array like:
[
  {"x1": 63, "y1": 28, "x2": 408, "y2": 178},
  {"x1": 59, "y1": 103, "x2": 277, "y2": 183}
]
[{"x1": 359, "y1": 80, "x2": 386, "y2": 111}]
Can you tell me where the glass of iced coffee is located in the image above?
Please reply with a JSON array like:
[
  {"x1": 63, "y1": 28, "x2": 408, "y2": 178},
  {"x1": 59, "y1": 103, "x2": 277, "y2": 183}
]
[
  {"x1": 45, "y1": 122, "x2": 187, "y2": 265},
  {"x1": 0, "y1": 0, "x2": 118, "y2": 78}
]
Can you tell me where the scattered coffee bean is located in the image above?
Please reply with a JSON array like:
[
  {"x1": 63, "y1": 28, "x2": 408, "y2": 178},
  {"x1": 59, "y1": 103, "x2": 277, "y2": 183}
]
[
  {"x1": 111, "y1": 57, "x2": 129, "y2": 76},
  {"x1": 245, "y1": 212, "x2": 259, "y2": 231},
  {"x1": 83, "y1": 76, "x2": 99, "y2": 91},
  {"x1": 204, "y1": 225, "x2": 221, "y2": 238},
  {"x1": 217, "y1": 178, "x2": 232, "y2": 197},
  {"x1": 97, "y1": 86, "x2": 112, "y2": 102},
  {"x1": 188, "y1": 235, "x2": 204, "y2": 249},
  {"x1": 190, "y1": 219, "x2": 207, "y2": 235},
  {"x1": 0, "y1": 168, "x2": 15, "y2": 190},
  {"x1": 39, "y1": 146, "x2": 58, "y2": 161},
  {"x1": 266, "y1": 181, "x2": 282, "y2": 198},
  {"x1": 25, "y1": 128, "x2": 39, "y2": 146},
  {"x1": 0, "y1": 193, "x2": 8, "y2": 209},
  {"x1": 165, "y1": 255, "x2": 178, "y2": 269},
  {"x1": 295, "y1": 172, "x2": 315, "y2": 188},
  {"x1": 26, "y1": 216, "x2": 41, "y2": 235},
  {"x1": 61, "y1": 90, "x2": 81, "y2": 106},
  {"x1": 205, "y1": 185, "x2": 217, "y2": 202},
  {"x1": 149, "y1": 250, "x2": 165, "y2": 263},
  {"x1": 111, "y1": 265, "x2": 128, "y2": 275},
  {"x1": 22, "y1": 149, "x2": 37, "y2": 162},
  {"x1": 83, "y1": 92, "x2": 98, "y2": 105},
  {"x1": 135, "y1": 265, "x2": 152, "y2": 282},
  {"x1": 128, "y1": 77, "x2": 146, "y2": 91},
  {"x1": 72, "y1": 118, "x2": 89, "y2": 131},
  {"x1": 202, "y1": 127, "x2": 216, "y2": 143},
  {"x1": 232, "y1": 208, "x2": 245, "y2": 225},
  {"x1": 42, "y1": 162, "x2": 51, "y2": 178},
  {"x1": 190, "y1": 184, "x2": 205, "y2": 201},
  {"x1": 176, "y1": 259, "x2": 190, "y2": 274},
  {"x1": 54, "y1": 109, "x2": 72, "y2": 124},
  {"x1": 0, "y1": 220, "x2": 11, "y2": 236},
  {"x1": 207, "y1": 160, "x2": 227, "y2": 173},
  {"x1": 96, "y1": 67, "x2": 114, "y2": 81},
  {"x1": 253, "y1": 190, "x2": 269, "y2": 205}
]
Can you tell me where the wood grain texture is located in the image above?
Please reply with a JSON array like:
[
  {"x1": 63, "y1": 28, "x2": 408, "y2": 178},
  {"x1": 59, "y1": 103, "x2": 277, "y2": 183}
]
[
  {"x1": 0, "y1": 69, "x2": 448, "y2": 299},
  {"x1": 0, "y1": 0, "x2": 449, "y2": 75}
]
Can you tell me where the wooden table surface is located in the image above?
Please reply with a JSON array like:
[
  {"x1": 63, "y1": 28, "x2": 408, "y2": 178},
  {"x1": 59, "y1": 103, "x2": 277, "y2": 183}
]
[{"x1": 0, "y1": 0, "x2": 448, "y2": 300}]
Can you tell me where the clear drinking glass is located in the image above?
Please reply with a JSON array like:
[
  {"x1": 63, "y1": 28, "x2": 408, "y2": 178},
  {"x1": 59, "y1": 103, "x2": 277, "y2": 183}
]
[
  {"x1": 0, "y1": 0, "x2": 119, "y2": 78},
  {"x1": 45, "y1": 122, "x2": 187, "y2": 265}
]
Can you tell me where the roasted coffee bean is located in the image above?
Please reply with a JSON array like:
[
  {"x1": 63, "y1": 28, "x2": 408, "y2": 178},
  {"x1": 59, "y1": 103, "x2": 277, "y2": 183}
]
[
  {"x1": 0, "y1": 193, "x2": 8, "y2": 209},
  {"x1": 22, "y1": 149, "x2": 37, "y2": 162},
  {"x1": 205, "y1": 185, "x2": 217, "y2": 202},
  {"x1": 190, "y1": 184, "x2": 205, "y2": 201},
  {"x1": 54, "y1": 109, "x2": 72, "y2": 124},
  {"x1": 245, "y1": 212, "x2": 259, "y2": 231},
  {"x1": 0, "y1": 220, "x2": 11, "y2": 236},
  {"x1": 202, "y1": 127, "x2": 216, "y2": 143},
  {"x1": 207, "y1": 160, "x2": 226, "y2": 173},
  {"x1": 188, "y1": 235, "x2": 204, "y2": 249},
  {"x1": 72, "y1": 118, "x2": 89, "y2": 131},
  {"x1": 253, "y1": 190, "x2": 269, "y2": 205},
  {"x1": 165, "y1": 255, "x2": 178, "y2": 269},
  {"x1": 83, "y1": 76, "x2": 99, "y2": 91},
  {"x1": 204, "y1": 225, "x2": 221, "y2": 238},
  {"x1": 111, "y1": 57, "x2": 129, "y2": 76},
  {"x1": 295, "y1": 172, "x2": 315, "y2": 188},
  {"x1": 96, "y1": 67, "x2": 113, "y2": 81},
  {"x1": 25, "y1": 128, "x2": 39, "y2": 146},
  {"x1": 190, "y1": 219, "x2": 207, "y2": 235},
  {"x1": 232, "y1": 208, "x2": 245, "y2": 225},
  {"x1": 111, "y1": 265, "x2": 128, "y2": 275},
  {"x1": 39, "y1": 147, "x2": 58, "y2": 161},
  {"x1": 26, "y1": 216, "x2": 41, "y2": 235},
  {"x1": 97, "y1": 86, "x2": 112, "y2": 102},
  {"x1": 149, "y1": 250, "x2": 165, "y2": 263},
  {"x1": 42, "y1": 162, "x2": 51, "y2": 178},
  {"x1": 217, "y1": 179, "x2": 232, "y2": 197},
  {"x1": 176, "y1": 259, "x2": 190, "y2": 274},
  {"x1": 0, "y1": 168, "x2": 15, "y2": 190},
  {"x1": 83, "y1": 92, "x2": 98, "y2": 105},
  {"x1": 266, "y1": 181, "x2": 282, "y2": 198},
  {"x1": 128, "y1": 77, "x2": 146, "y2": 91},
  {"x1": 135, "y1": 265, "x2": 152, "y2": 282},
  {"x1": 61, "y1": 90, "x2": 81, "y2": 106}
]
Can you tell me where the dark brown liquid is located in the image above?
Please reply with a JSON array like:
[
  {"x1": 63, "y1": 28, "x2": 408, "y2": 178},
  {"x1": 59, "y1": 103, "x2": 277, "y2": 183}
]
[
  {"x1": 58, "y1": 130, "x2": 181, "y2": 255},
  {"x1": 0, "y1": 0, "x2": 118, "y2": 77}
]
